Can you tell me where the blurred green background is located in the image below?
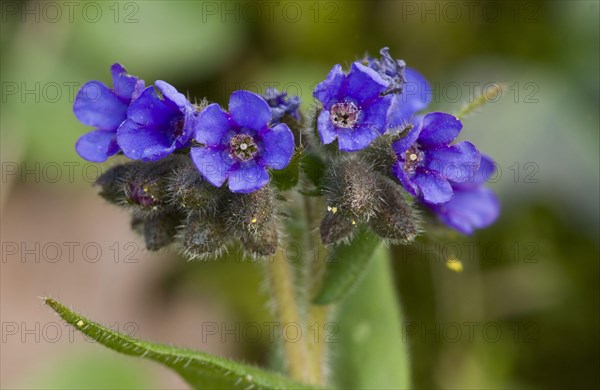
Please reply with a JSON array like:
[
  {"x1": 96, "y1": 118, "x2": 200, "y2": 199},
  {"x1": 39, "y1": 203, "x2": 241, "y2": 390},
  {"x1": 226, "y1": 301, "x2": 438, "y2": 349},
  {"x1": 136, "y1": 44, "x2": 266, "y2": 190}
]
[{"x1": 1, "y1": 0, "x2": 598, "y2": 389}]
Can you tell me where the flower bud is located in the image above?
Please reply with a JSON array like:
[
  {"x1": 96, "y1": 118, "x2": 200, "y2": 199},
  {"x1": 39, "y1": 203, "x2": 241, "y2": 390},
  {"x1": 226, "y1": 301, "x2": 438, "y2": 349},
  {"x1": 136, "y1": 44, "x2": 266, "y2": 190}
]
[
  {"x1": 180, "y1": 212, "x2": 230, "y2": 260},
  {"x1": 322, "y1": 158, "x2": 383, "y2": 221},
  {"x1": 240, "y1": 223, "x2": 278, "y2": 257},
  {"x1": 142, "y1": 211, "x2": 183, "y2": 251},
  {"x1": 359, "y1": 135, "x2": 397, "y2": 178},
  {"x1": 94, "y1": 162, "x2": 144, "y2": 205},
  {"x1": 124, "y1": 155, "x2": 187, "y2": 217},
  {"x1": 222, "y1": 187, "x2": 276, "y2": 237},
  {"x1": 166, "y1": 157, "x2": 223, "y2": 215},
  {"x1": 320, "y1": 209, "x2": 356, "y2": 245},
  {"x1": 222, "y1": 187, "x2": 279, "y2": 257},
  {"x1": 369, "y1": 178, "x2": 420, "y2": 243}
]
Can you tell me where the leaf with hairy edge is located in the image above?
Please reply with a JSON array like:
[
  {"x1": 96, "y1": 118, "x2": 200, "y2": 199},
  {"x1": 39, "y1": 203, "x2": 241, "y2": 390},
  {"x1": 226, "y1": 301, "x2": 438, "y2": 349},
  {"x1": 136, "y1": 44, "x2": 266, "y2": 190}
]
[
  {"x1": 43, "y1": 298, "x2": 314, "y2": 390},
  {"x1": 312, "y1": 226, "x2": 381, "y2": 305}
]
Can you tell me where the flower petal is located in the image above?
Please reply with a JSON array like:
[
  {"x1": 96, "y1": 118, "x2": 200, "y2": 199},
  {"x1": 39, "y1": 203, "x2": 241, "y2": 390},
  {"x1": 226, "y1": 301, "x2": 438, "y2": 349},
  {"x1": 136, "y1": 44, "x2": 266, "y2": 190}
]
[
  {"x1": 190, "y1": 147, "x2": 235, "y2": 188},
  {"x1": 317, "y1": 110, "x2": 338, "y2": 145},
  {"x1": 418, "y1": 112, "x2": 462, "y2": 147},
  {"x1": 313, "y1": 64, "x2": 345, "y2": 108},
  {"x1": 177, "y1": 109, "x2": 195, "y2": 148},
  {"x1": 110, "y1": 63, "x2": 143, "y2": 102},
  {"x1": 361, "y1": 93, "x2": 393, "y2": 134},
  {"x1": 228, "y1": 90, "x2": 271, "y2": 130},
  {"x1": 473, "y1": 154, "x2": 497, "y2": 185},
  {"x1": 117, "y1": 119, "x2": 175, "y2": 161},
  {"x1": 404, "y1": 68, "x2": 431, "y2": 107},
  {"x1": 432, "y1": 187, "x2": 500, "y2": 234},
  {"x1": 194, "y1": 103, "x2": 232, "y2": 146},
  {"x1": 414, "y1": 170, "x2": 453, "y2": 204},
  {"x1": 260, "y1": 123, "x2": 294, "y2": 169},
  {"x1": 73, "y1": 81, "x2": 128, "y2": 130},
  {"x1": 453, "y1": 153, "x2": 497, "y2": 189},
  {"x1": 425, "y1": 141, "x2": 480, "y2": 183},
  {"x1": 391, "y1": 123, "x2": 422, "y2": 156},
  {"x1": 342, "y1": 62, "x2": 387, "y2": 104},
  {"x1": 127, "y1": 86, "x2": 177, "y2": 128},
  {"x1": 227, "y1": 161, "x2": 270, "y2": 193},
  {"x1": 337, "y1": 126, "x2": 380, "y2": 152},
  {"x1": 155, "y1": 80, "x2": 190, "y2": 111},
  {"x1": 392, "y1": 161, "x2": 418, "y2": 197},
  {"x1": 75, "y1": 130, "x2": 119, "y2": 162}
]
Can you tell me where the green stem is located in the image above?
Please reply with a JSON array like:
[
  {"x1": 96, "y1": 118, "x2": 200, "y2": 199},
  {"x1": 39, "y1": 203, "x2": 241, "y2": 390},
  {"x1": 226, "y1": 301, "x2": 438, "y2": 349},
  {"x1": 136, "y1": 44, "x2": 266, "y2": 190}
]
[
  {"x1": 456, "y1": 83, "x2": 504, "y2": 119},
  {"x1": 303, "y1": 196, "x2": 332, "y2": 385},
  {"x1": 265, "y1": 247, "x2": 316, "y2": 385}
]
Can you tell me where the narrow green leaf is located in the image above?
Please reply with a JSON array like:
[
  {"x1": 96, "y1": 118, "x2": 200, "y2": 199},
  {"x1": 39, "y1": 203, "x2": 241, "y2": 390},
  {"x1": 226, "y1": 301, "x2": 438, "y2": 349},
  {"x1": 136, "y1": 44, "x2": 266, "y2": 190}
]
[
  {"x1": 332, "y1": 246, "x2": 411, "y2": 389},
  {"x1": 271, "y1": 149, "x2": 302, "y2": 191},
  {"x1": 43, "y1": 298, "x2": 312, "y2": 390},
  {"x1": 312, "y1": 226, "x2": 381, "y2": 305}
]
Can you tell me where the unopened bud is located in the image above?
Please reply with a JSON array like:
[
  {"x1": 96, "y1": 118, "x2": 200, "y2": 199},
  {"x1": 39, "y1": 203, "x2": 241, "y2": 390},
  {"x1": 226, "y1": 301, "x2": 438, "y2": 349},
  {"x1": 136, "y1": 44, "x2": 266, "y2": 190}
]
[
  {"x1": 142, "y1": 211, "x2": 183, "y2": 251},
  {"x1": 323, "y1": 158, "x2": 383, "y2": 220},
  {"x1": 181, "y1": 212, "x2": 230, "y2": 260},
  {"x1": 125, "y1": 155, "x2": 187, "y2": 217},
  {"x1": 222, "y1": 187, "x2": 279, "y2": 257},
  {"x1": 94, "y1": 162, "x2": 144, "y2": 205},
  {"x1": 222, "y1": 187, "x2": 276, "y2": 238},
  {"x1": 359, "y1": 135, "x2": 397, "y2": 177},
  {"x1": 369, "y1": 178, "x2": 420, "y2": 243},
  {"x1": 167, "y1": 158, "x2": 223, "y2": 214},
  {"x1": 240, "y1": 223, "x2": 278, "y2": 257},
  {"x1": 320, "y1": 210, "x2": 356, "y2": 245}
]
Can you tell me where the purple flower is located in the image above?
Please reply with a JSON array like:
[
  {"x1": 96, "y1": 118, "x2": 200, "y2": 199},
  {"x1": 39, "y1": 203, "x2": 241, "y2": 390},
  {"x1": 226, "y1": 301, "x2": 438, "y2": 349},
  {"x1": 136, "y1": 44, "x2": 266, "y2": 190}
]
[
  {"x1": 74, "y1": 64, "x2": 144, "y2": 162},
  {"x1": 392, "y1": 112, "x2": 480, "y2": 205},
  {"x1": 313, "y1": 62, "x2": 393, "y2": 152},
  {"x1": 387, "y1": 67, "x2": 432, "y2": 129},
  {"x1": 365, "y1": 47, "x2": 406, "y2": 94},
  {"x1": 364, "y1": 48, "x2": 431, "y2": 129},
  {"x1": 263, "y1": 88, "x2": 301, "y2": 123},
  {"x1": 428, "y1": 155, "x2": 500, "y2": 234},
  {"x1": 117, "y1": 81, "x2": 194, "y2": 161},
  {"x1": 190, "y1": 90, "x2": 294, "y2": 193}
]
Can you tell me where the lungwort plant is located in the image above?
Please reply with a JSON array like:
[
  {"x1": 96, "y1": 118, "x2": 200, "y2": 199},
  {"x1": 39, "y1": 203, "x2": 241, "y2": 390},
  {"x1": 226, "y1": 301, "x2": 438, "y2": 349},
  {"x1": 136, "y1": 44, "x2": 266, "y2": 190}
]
[{"x1": 46, "y1": 47, "x2": 500, "y2": 389}]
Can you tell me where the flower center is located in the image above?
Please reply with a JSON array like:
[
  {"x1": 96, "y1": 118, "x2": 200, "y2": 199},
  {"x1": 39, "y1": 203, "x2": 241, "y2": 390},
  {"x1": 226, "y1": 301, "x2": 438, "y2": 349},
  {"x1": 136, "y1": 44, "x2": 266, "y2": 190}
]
[
  {"x1": 330, "y1": 102, "x2": 360, "y2": 129},
  {"x1": 403, "y1": 144, "x2": 424, "y2": 174},
  {"x1": 172, "y1": 116, "x2": 185, "y2": 139},
  {"x1": 229, "y1": 134, "x2": 258, "y2": 162}
]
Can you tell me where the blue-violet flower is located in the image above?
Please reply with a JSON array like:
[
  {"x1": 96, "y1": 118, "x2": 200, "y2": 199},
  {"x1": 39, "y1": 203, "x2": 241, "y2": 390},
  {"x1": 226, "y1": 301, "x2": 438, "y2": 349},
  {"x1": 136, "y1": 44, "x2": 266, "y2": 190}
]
[
  {"x1": 263, "y1": 88, "x2": 301, "y2": 123},
  {"x1": 365, "y1": 47, "x2": 406, "y2": 94},
  {"x1": 392, "y1": 112, "x2": 480, "y2": 205},
  {"x1": 117, "y1": 81, "x2": 194, "y2": 161},
  {"x1": 313, "y1": 62, "x2": 393, "y2": 151},
  {"x1": 190, "y1": 90, "x2": 294, "y2": 193},
  {"x1": 428, "y1": 155, "x2": 500, "y2": 234},
  {"x1": 74, "y1": 64, "x2": 144, "y2": 162},
  {"x1": 364, "y1": 48, "x2": 431, "y2": 129}
]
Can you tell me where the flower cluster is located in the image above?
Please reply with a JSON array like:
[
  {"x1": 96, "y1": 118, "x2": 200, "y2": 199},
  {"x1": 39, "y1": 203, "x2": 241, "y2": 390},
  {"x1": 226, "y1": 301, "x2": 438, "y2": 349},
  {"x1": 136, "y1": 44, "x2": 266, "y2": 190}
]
[
  {"x1": 74, "y1": 49, "x2": 500, "y2": 258},
  {"x1": 74, "y1": 65, "x2": 294, "y2": 194},
  {"x1": 312, "y1": 47, "x2": 499, "y2": 236}
]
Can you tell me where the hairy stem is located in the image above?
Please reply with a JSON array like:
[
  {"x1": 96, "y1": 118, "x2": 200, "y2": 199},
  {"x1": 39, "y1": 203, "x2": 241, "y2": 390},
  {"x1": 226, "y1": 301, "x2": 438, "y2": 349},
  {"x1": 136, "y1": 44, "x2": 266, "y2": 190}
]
[
  {"x1": 456, "y1": 83, "x2": 504, "y2": 119},
  {"x1": 304, "y1": 196, "x2": 332, "y2": 385},
  {"x1": 265, "y1": 247, "x2": 316, "y2": 385}
]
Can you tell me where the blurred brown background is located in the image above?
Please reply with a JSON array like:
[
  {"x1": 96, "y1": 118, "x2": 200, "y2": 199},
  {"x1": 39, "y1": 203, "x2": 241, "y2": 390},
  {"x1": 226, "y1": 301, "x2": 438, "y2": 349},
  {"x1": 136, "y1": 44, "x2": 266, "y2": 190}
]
[{"x1": 1, "y1": 0, "x2": 598, "y2": 388}]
